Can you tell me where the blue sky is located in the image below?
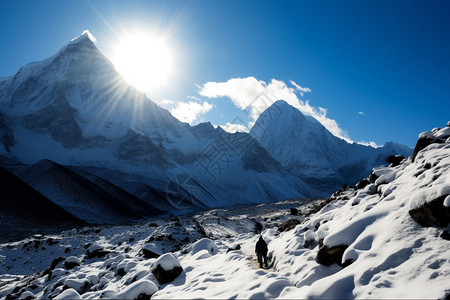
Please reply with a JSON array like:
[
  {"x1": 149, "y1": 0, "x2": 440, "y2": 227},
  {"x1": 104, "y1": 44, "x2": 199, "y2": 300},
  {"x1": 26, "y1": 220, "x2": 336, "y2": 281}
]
[{"x1": 1, "y1": 0, "x2": 449, "y2": 147}]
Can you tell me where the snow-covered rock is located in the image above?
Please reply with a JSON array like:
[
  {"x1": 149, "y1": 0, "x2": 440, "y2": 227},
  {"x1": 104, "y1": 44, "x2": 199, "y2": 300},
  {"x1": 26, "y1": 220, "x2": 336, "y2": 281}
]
[
  {"x1": 63, "y1": 256, "x2": 81, "y2": 270},
  {"x1": 116, "y1": 279, "x2": 158, "y2": 299},
  {"x1": 54, "y1": 288, "x2": 81, "y2": 299},
  {"x1": 192, "y1": 238, "x2": 218, "y2": 255},
  {"x1": 151, "y1": 253, "x2": 183, "y2": 285}
]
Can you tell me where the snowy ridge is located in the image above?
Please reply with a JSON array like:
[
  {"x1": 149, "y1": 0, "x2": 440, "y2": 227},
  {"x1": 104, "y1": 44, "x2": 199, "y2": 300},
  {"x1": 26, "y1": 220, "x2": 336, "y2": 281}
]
[
  {"x1": 250, "y1": 100, "x2": 412, "y2": 195},
  {"x1": 0, "y1": 123, "x2": 448, "y2": 299}
]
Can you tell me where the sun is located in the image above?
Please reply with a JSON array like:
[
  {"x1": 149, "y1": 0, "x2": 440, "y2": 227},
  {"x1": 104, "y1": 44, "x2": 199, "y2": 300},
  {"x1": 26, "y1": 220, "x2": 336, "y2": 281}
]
[{"x1": 112, "y1": 32, "x2": 175, "y2": 93}]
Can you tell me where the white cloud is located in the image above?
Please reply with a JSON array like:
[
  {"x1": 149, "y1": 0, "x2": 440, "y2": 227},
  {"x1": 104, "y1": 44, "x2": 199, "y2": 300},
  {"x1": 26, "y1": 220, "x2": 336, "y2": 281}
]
[
  {"x1": 170, "y1": 101, "x2": 213, "y2": 124},
  {"x1": 199, "y1": 76, "x2": 351, "y2": 142},
  {"x1": 159, "y1": 99, "x2": 175, "y2": 105},
  {"x1": 187, "y1": 95, "x2": 201, "y2": 101},
  {"x1": 358, "y1": 140, "x2": 381, "y2": 148},
  {"x1": 220, "y1": 122, "x2": 249, "y2": 133},
  {"x1": 290, "y1": 80, "x2": 312, "y2": 96},
  {"x1": 358, "y1": 111, "x2": 366, "y2": 116}
]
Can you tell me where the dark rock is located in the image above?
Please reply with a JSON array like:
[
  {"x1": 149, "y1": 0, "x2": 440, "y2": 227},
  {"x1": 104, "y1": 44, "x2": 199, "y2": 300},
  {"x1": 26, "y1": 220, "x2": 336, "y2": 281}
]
[
  {"x1": 64, "y1": 247, "x2": 71, "y2": 254},
  {"x1": 50, "y1": 256, "x2": 66, "y2": 270},
  {"x1": 386, "y1": 155, "x2": 405, "y2": 167},
  {"x1": 63, "y1": 280, "x2": 91, "y2": 294},
  {"x1": 46, "y1": 238, "x2": 59, "y2": 245},
  {"x1": 409, "y1": 195, "x2": 450, "y2": 227},
  {"x1": 355, "y1": 179, "x2": 369, "y2": 190},
  {"x1": 33, "y1": 240, "x2": 41, "y2": 249},
  {"x1": 152, "y1": 264, "x2": 183, "y2": 285},
  {"x1": 129, "y1": 237, "x2": 135, "y2": 242},
  {"x1": 117, "y1": 268, "x2": 126, "y2": 276},
  {"x1": 369, "y1": 172, "x2": 378, "y2": 183},
  {"x1": 142, "y1": 248, "x2": 160, "y2": 259},
  {"x1": 64, "y1": 260, "x2": 80, "y2": 270},
  {"x1": 317, "y1": 245, "x2": 348, "y2": 266},
  {"x1": 149, "y1": 223, "x2": 158, "y2": 227},
  {"x1": 441, "y1": 231, "x2": 450, "y2": 241},
  {"x1": 226, "y1": 244, "x2": 241, "y2": 253},
  {"x1": 277, "y1": 219, "x2": 301, "y2": 232},
  {"x1": 290, "y1": 208, "x2": 299, "y2": 215},
  {"x1": 87, "y1": 246, "x2": 109, "y2": 259},
  {"x1": 412, "y1": 136, "x2": 443, "y2": 162},
  {"x1": 83, "y1": 243, "x2": 92, "y2": 249},
  {"x1": 342, "y1": 259, "x2": 354, "y2": 268}
]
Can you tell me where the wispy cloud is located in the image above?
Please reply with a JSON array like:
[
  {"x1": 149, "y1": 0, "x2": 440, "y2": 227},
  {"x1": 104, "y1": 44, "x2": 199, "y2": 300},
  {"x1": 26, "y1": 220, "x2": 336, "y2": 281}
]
[
  {"x1": 220, "y1": 122, "x2": 249, "y2": 133},
  {"x1": 290, "y1": 80, "x2": 312, "y2": 96},
  {"x1": 358, "y1": 140, "x2": 381, "y2": 148},
  {"x1": 170, "y1": 101, "x2": 213, "y2": 124},
  {"x1": 187, "y1": 95, "x2": 201, "y2": 101},
  {"x1": 358, "y1": 111, "x2": 366, "y2": 116},
  {"x1": 199, "y1": 76, "x2": 352, "y2": 142}
]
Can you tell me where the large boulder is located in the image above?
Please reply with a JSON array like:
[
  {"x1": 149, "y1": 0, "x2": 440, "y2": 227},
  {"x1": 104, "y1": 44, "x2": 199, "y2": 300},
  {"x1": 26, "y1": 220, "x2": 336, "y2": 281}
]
[
  {"x1": 278, "y1": 218, "x2": 301, "y2": 232},
  {"x1": 116, "y1": 279, "x2": 158, "y2": 300},
  {"x1": 317, "y1": 245, "x2": 348, "y2": 266},
  {"x1": 86, "y1": 244, "x2": 109, "y2": 259},
  {"x1": 64, "y1": 256, "x2": 81, "y2": 270},
  {"x1": 142, "y1": 243, "x2": 161, "y2": 259},
  {"x1": 151, "y1": 253, "x2": 183, "y2": 285},
  {"x1": 409, "y1": 195, "x2": 450, "y2": 227},
  {"x1": 385, "y1": 155, "x2": 405, "y2": 167},
  {"x1": 192, "y1": 238, "x2": 218, "y2": 255},
  {"x1": 411, "y1": 125, "x2": 450, "y2": 161}
]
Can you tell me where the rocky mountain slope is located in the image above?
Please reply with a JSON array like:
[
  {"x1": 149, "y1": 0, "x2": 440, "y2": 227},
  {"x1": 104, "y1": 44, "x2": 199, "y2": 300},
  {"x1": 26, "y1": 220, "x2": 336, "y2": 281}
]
[{"x1": 0, "y1": 122, "x2": 448, "y2": 299}]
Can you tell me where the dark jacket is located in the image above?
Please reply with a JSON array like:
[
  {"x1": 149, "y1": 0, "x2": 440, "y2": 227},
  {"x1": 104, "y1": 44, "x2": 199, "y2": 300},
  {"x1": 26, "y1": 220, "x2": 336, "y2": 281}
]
[{"x1": 255, "y1": 237, "x2": 268, "y2": 255}]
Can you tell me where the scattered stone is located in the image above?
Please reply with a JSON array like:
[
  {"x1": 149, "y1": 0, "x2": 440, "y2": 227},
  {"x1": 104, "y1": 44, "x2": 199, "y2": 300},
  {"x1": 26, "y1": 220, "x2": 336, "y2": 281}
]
[
  {"x1": 142, "y1": 243, "x2": 161, "y2": 259},
  {"x1": 33, "y1": 240, "x2": 41, "y2": 249},
  {"x1": 409, "y1": 195, "x2": 450, "y2": 227},
  {"x1": 86, "y1": 244, "x2": 109, "y2": 259},
  {"x1": 50, "y1": 257, "x2": 66, "y2": 270},
  {"x1": 317, "y1": 245, "x2": 348, "y2": 266},
  {"x1": 64, "y1": 256, "x2": 81, "y2": 270},
  {"x1": 386, "y1": 155, "x2": 405, "y2": 167},
  {"x1": 369, "y1": 172, "x2": 378, "y2": 183},
  {"x1": 355, "y1": 179, "x2": 369, "y2": 190},
  {"x1": 290, "y1": 208, "x2": 299, "y2": 215},
  {"x1": 117, "y1": 268, "x2": 126, "y2": 276},
  {"x1": 226, "y1": 244, "x2": 241, "y2": 254},
  {"x1": 278, "y1": 219, "x2": 301, "y2": 232},
  {"x1": 441, "y1": 231, "x2": 450, "y2": 241},
  {"x1": 412, "y1": 133, "x2": 444, "y2": 162},
  {"x1": 152, "y1": 253, "x2": 183, "y2": 285}
]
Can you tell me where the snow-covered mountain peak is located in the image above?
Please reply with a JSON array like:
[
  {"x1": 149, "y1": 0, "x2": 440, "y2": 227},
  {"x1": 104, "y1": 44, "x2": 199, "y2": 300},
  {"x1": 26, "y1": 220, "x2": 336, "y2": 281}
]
[{"x1": 70, "y1": 30, "x2": 97, "y2": 45}]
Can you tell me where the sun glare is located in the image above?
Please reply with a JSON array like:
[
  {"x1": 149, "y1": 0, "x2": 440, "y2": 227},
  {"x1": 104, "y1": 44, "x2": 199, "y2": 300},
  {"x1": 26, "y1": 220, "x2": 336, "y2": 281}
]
[{"x1": 112, "y1": 32, "x2": 175, "y2": 93}]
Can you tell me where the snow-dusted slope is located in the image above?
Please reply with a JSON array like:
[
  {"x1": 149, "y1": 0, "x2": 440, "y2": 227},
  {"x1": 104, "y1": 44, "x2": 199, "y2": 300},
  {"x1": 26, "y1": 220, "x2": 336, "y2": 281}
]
[
  {"x1": 250, "y1": 100, "x2": 412, "y2": 195},
  {"x1": 0, "y1": 123, "x2": 448, "y2": 299}
]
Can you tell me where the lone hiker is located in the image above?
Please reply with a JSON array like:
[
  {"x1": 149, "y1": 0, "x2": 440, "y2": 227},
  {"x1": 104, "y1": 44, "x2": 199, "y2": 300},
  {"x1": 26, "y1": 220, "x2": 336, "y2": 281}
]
[{"x1": 255, "y1": 236, "x2": 268, "y2": 268}]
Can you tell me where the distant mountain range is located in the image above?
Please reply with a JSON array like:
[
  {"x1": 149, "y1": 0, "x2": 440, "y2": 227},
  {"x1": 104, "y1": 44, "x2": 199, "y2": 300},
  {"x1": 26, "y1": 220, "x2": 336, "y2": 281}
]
[{"x1": 0, "y1": 31, "x2": 411, "y2": 229}]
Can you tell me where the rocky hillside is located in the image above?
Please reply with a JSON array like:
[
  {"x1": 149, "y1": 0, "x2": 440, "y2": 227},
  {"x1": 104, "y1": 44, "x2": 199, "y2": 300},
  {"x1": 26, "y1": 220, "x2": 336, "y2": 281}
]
[{"x1": 0, "y1": 122, "x2": 448, "y2": 299}]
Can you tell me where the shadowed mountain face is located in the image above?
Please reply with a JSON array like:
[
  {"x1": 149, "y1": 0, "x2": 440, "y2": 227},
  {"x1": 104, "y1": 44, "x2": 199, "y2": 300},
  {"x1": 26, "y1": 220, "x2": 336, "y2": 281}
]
[
  {"x1": 0, "y1": 165, "x2": 86, "y2": 242},
  {"x1": 0, "y1": 32, "x2": 412, "y2": 231}
]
